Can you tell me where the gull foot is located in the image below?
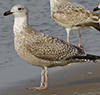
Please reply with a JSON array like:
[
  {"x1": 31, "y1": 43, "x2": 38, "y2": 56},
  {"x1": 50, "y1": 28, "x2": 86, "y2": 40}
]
[
  {"x1": 78, "y1": 45, "x2": 84, "y2": 48},
  {"x1": 26, "y1": 86, "x2": 48, "y2": 91}
]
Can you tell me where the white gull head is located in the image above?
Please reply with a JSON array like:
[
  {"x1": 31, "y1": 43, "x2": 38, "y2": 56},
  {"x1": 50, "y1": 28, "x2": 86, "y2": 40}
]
[
  {"x1": 10, "y1": 4, "x2": 28, "y2": 17},
  {"x1": 4, "y1": 4, "x2": 29, "y2": 35}
]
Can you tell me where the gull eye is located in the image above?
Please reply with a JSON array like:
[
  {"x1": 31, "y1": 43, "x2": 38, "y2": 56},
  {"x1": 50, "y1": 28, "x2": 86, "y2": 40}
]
[{"x1": 18, "y1": 8, "x2": 22, "y2": 10}]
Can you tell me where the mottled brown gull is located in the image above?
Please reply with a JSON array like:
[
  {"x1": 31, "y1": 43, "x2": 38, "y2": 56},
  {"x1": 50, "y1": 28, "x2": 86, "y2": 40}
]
[
  {"x1": 3, "y1": 4, "x2": 100, "y2": 90},
  {"x1": 50, "y1": 0, "x2": 100, "y2": 47}
]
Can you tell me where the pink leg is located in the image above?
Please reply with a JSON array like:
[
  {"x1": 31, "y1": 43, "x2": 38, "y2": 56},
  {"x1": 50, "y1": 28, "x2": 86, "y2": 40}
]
[
  {"x1": 43, "y1": 67, "x2": 48, "y2": 89},
  {"x1": 66, "y1": 29, "x2": 70, "y2": 43},
  {"x1": 78, "y1": 30, "x2": 82, "y2": 47},
  {"x1": 27, "y1": 67, "x2": 48, "y2": 91},
  {"x1": 40, "y1": 67, "x2": 45, "y2": 88}
]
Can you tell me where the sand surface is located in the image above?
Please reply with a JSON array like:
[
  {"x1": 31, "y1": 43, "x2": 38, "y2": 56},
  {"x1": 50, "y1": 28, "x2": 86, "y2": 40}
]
[{"x1": 1, "y1": 62, "x2": 100, "y2": 95}]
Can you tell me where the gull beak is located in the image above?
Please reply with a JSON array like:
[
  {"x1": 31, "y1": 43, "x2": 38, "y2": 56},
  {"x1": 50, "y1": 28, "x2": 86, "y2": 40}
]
[
  {"x1": 93, "y1": 7, "x2": 100, "y2": 11},
  {"x1": 3, "y1": 10, "x2": 13, "y2": 16}
]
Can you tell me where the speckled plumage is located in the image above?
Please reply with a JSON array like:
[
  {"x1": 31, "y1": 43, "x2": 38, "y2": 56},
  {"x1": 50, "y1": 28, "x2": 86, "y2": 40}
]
[
  {"x1": 14, "y1": 24, "x2": 86, "y2": 68},
  {"x1": 50, "y1": 0, "x2": 100, "y2": 47},
  {"x1": 4, "y1": 4, "x2": 100, "y2": 90}
]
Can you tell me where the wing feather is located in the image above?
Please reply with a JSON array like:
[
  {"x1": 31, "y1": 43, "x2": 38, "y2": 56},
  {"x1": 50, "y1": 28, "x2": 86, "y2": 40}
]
[
  {"x1": 24, "y1": 34, "x2": 85, "y2": 61},
  {"x1": 52, "y1": 1, "x2": 94, "y2": 26}
]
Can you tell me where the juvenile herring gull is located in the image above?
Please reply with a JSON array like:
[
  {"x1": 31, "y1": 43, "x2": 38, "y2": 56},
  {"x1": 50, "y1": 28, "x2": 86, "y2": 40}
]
[
  {"x1": 50, "y1": 0, "x2": 100, "y2": 47},
  {"x1": 3, "y1": 4, "x2": 100, "y2": 90}
]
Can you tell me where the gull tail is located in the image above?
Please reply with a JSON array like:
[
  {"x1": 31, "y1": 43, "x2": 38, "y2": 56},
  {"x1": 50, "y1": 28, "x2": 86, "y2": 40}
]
[
  {"x1": 76, "y1": 22, "x2": 100, "y2": 31},
  {"x1": 75, "y1": 54, "x2": 100, "y2": 62},
  {"x1": 91, "y1": 23, "x2": 100, "y2": 31}
]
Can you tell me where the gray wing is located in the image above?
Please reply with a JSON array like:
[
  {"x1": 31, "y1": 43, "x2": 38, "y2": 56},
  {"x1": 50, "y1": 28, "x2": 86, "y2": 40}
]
[{"x1": 25, "y1": 36, "x2": 85, "y2": 61}]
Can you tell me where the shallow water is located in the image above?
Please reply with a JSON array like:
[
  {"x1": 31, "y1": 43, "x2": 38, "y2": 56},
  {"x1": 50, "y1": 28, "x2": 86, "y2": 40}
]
[{"x1": 0, "y1": 0, "x2": 100, "y2": 92}]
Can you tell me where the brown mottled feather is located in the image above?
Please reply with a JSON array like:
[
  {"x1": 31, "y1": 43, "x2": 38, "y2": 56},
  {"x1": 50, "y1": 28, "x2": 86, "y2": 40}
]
[
  {"x1": 18, "y1": 26, "x2": 85, "y2": 61},
  {"x1": 50, "y1": 0, "x2": 100, "y2": 28}
]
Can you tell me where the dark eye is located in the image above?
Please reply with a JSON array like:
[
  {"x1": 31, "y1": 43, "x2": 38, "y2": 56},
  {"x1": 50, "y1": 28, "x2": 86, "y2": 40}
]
[{"x1": 18, "y1": 8, "x2": 22, "y2": 10}]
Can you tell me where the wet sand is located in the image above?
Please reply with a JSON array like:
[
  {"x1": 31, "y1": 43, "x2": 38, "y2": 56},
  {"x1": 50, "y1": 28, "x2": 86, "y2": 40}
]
[{"x1": 1, "y1": 62, "x2": 100, "y2": 95}]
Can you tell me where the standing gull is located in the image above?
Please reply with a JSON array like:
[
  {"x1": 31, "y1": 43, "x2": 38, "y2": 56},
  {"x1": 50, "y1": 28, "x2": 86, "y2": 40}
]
[
  {"x1": 3, "y1": 4, "x2": 100, "y2": 90},
  {"x1": 50, "y1": 0, "x2": 100, "y2": 47}
]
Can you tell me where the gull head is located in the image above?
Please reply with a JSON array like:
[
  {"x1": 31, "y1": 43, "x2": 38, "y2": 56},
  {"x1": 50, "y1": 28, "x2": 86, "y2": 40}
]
[
  {"x1": 93, "y1": 4, "x2": 100, "y2": 11},
  {"x1": 3, "y1": 4, "x2": 28, "y2": 17}
]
